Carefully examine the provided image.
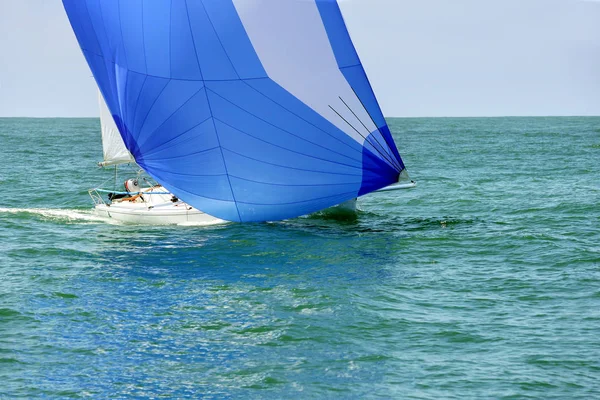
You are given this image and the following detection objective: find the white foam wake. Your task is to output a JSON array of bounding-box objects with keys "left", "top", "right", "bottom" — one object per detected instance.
[
  {"left": 176, "top": 219, "right": 228, "bottom": 227},
  {"left": 0, "top": 207, "right": 111, "bottom": 224}
]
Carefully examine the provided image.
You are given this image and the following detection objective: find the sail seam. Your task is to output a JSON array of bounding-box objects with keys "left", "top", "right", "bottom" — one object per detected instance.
[
  {"left": 221, "top": 148, "right": 364, "bottom": 177},
  {"left": 142, "top": 115, "right": 213, "bottom": 157},
  {"left": 197, "top": 2, "right": 241, "bottom": 80},
  {"left": 188, "top": 0, "right": 241, "bottom": 222},
  {"left": 207, "top": 87, "right": 362, "bottom": 164},
  {"left": 135, "top": 79, "right": 171, "bottom": 143},
  {"left": 183, "top": 0, "right": 204, "bottom": 80},
  {"left": 141, "top": 0, "right": 148, "bottom": 74},
  {"left": 227, "top": 175, "right": 361, "bottom": 188},
  {"left": 144, "top": 145, "right": 220, "bottom": 162},
  {"left": 212, "top": 114, "right": 364, "bottom": 171},
  {"left": 130, "top": 75, "right": 149, "bottom": 148},
  {"left": 240, "top": 79, "right": 366, "bottom": 159},
  {"left": 116, "top": 0, "right": 129, "bottom": 69},
  {"left": 135, "top": 84, "right": 206, "bottom": 151},
  {"left": 169, "top": 0, "right": 173, "bottom": 79},
  {"left": 232, "top": 191, "right": 359, "bottom": 207},
  {"left": 67, "top": 50, "right": 274, "bottom": 82},
  {"left": 139, "top": 166, "right": 226, "bottom": 177},
  {"left": 218, "top": 130, "right": 394, "bottom": 177}
]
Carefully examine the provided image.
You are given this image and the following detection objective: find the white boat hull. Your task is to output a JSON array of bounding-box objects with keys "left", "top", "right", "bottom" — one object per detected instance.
[
  {"left": 90, "top": 184, "right": 225, "bottom": 225},
  {"left": 96, "top": 200, "right": 358, "bottom": 225},
  {"left": 94, "top": 203, "right": 225, "bottom": 225}
]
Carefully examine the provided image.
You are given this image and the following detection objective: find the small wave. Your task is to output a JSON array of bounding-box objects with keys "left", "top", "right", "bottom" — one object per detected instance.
[
  {"left": 176, "top": 219, "right": 228, "bottom": 227},
  {"left": 0, "top": 207, "right": 111, "bottom": 224}
]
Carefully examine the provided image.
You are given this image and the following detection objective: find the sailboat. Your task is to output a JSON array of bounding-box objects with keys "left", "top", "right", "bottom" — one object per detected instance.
[
  {"left": 65, "top": 0, "right": 415, "bottom": 224},
  {"left": 89, "top": 92, "right": 225, "bottom": 225}
]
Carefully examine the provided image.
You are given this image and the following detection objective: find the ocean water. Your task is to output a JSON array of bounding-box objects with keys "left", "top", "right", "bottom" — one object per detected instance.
[{"left": 0, "top": 116, "right": 599, "bottom": 399}]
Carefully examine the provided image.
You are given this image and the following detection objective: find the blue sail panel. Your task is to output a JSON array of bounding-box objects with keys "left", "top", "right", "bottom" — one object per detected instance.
[
  {"left": 118, "top": 0, "right": 146, "bottom": 74},
  {"left": 235, "top": 191, "right": 358, "bottom": 223},
  {"left": 63, "top": 0, "right": 407, "bottom": 222},
  {"left": 170, "top": 2, "right": 204, "bottom": 81}
]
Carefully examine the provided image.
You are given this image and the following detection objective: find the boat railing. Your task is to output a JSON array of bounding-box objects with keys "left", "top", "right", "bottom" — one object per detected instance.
[
  {"left": 88, "top": 188, "right": 107, "bottom": 206},
  {"left": 88, "top": 188, "right": 173, "bottom": 206}
]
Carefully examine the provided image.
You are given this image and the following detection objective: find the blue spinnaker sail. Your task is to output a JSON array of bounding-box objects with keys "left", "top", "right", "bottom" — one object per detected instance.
[{"left": 63, "top": 0, "right": 406, "bottom": 222}]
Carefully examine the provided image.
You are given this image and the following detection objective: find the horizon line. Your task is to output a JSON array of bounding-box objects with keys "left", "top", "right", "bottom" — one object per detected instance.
[{"left": 2, "top": 114, "right": 600, "bottom": 119}]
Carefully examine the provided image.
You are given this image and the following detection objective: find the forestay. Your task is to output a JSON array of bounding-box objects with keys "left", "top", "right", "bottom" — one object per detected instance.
[
  {"left": 98, "top": 91, "right": 134, "bottom": 167},
  {"left": 63, "top": 0, "right": 407, "bottom": 222}
]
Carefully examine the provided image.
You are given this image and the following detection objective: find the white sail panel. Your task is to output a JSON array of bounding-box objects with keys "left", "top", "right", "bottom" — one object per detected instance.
[
  {"left": 232, "top": 0, "right": 376, "bottom": 145},
  {"left": 98, "top": 91, "right": 133, "bottom": 167}
]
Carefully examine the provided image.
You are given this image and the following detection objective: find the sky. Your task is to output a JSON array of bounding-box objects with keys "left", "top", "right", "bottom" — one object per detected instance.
[{"left": 0, "top": 0, "right": 599, "bottom": 118}]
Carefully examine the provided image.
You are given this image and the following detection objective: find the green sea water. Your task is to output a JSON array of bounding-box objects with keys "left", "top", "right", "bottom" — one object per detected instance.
[{"left": 0, "top": 116, "right": 599, "bottom": 399}]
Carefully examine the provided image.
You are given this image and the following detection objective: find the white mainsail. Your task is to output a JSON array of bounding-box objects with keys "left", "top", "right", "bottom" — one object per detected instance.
[{"left": 98, "top": 91, "right": 133, "bottom": 167}]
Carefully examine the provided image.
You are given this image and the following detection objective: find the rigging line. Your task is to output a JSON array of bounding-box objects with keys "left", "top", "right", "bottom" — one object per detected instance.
[
  {"left": 150, "top": 181, "right": 235, "bottom": 203},
  {"left": 89, "top": 168, "right": 117, "bottom": 192},
  {"left": 348, "top": 85, "right": 405, "bottom": 169},
  {"left": 328, "top": 105, "right": 400, "bottom": 170},
  {"left": 338, "top": 96, "right": 403, "bottom": 171}
]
